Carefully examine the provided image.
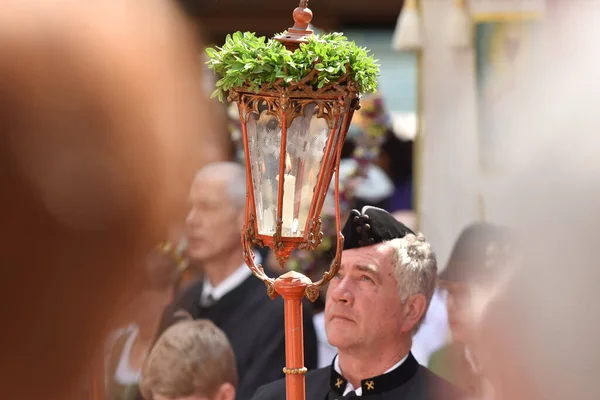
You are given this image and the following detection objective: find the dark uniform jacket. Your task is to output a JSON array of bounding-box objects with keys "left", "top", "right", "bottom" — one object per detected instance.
[{"left": 252, "top": 352, "right": 465, "bottom": 400}]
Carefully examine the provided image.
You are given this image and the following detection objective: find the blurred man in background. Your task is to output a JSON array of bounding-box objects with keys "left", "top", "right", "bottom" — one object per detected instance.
[
  {"left": 429, "top": 223, "right": 513, "bottom": 398},
  {"left": 0, "top": 0, "right": 214, "bottom": 398},
  {"left": 155, "top": 162, "right": 318, "bottom": 400}
]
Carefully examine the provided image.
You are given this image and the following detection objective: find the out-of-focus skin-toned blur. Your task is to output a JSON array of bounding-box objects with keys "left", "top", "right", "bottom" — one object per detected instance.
[
  {"left": 469, "top": 2, "right": 600, "bottom": 399},
  {"left": 0, "top": 1, "right": 216, "bottom": 398}
]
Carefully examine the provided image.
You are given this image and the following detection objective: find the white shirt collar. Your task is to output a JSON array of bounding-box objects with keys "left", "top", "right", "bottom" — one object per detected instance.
[
  {"left": 200, "top": 253, "right": 260, "bottom": 304},
  {"left": 334, "top": 352, "right": 410, "bottom": 396}
]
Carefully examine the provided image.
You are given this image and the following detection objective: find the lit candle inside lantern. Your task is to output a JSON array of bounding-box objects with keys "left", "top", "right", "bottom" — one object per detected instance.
[{"left": 276, "top": 153, "right": 297, "bottom": 235}]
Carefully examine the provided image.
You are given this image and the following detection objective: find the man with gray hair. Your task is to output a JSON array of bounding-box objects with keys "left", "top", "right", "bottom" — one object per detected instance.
[
  {"left": 152, "top": 162, "right": 318, "bottom": 400},
  {"left": 253, "top": 206, "right": 463, "bottom": 399}
]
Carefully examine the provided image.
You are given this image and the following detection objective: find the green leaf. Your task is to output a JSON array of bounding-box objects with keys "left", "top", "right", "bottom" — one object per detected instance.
[{"left": 205, "top": 47, "right": 217, "bottom": 59}]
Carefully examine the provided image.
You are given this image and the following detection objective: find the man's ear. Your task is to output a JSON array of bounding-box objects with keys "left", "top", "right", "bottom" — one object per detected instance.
[
  {"left": 401, "top": 293, "right": 428, "bottom": 333},
  {"left": 214, "top": 382, "right": 236, "bottom": 400}
]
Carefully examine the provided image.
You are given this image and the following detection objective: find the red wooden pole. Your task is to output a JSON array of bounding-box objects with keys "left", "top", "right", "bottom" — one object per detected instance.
[{"left": 274, "top": 271, "right": 311, "bottom": 400}]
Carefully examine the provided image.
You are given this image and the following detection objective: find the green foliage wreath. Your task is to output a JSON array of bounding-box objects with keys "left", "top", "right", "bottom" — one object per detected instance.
[{"left": 206, "top": 31, "right": 380, "bottom": 102}]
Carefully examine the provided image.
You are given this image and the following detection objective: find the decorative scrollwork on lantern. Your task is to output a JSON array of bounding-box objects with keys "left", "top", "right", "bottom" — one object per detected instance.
[
  {"left": 297, "top": 217, "right": 323, "bottom": 251},
  {"left": 229, "top": 68, "right": 360, "bottom": 123},
  {"left": 305, "top": 233, "right": 344, "bottom": 301},
  {"left": 241, "top": 213, "right": 277, "bottom": 299}
]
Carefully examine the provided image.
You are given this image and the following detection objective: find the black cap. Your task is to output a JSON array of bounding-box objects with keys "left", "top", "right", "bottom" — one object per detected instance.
[
  {"left": 439, "top": 222, "right": 513, "bottom": 283},
  {"left": 342, "top": 206, "right": 415, "bottom": 250}
]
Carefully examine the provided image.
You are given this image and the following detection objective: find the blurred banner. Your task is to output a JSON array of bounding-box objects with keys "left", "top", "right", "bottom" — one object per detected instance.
[{"left": 473, "top": 2, "right": 600, "bottom": 398}]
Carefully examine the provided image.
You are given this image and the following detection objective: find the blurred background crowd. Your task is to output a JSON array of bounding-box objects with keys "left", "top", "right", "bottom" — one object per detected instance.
[{"left": 1, "top": 0, "right": 599, "bottom": 399}]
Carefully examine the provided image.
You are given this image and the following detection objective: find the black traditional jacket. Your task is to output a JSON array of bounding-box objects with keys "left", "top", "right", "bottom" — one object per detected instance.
[{"left": 252, "top": 353, "right": 465, "bottom": 400}]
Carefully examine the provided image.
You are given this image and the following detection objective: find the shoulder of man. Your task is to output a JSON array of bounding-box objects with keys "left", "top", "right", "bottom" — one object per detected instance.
[{"left": 250, "top": 367, "right": 329, "bottom": 400}]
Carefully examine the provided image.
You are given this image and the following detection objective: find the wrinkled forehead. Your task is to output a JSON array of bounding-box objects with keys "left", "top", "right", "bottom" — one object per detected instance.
[
  {"left": 339, "top": 243, "right": 391, "bottom": 270},
  {"left": 189, "top": 175, "right": 227, "bottom": 201}
]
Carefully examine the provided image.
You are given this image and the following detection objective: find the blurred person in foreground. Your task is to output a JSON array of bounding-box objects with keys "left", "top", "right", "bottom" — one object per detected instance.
[
  {"left": 154, "top": 161, "right": 318, "bottom": 400},
  {"left": 429, "top": 223, "right": 513, "bottom": 398},
  {"left": 140, "top": 318, "right": 237, "bottom": 400},
  {"left": 454, "top": 2, "right": 600, "bottom": 399},
  {"left": 0, "top": 0, "right": 215, "bottom": 398},
  {"left": 253, "top": 206, "right": 463, "bottom": 399}
]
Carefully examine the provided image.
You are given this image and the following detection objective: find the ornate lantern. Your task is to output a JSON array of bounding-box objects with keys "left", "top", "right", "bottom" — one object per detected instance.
[{"left": 206, "top": 1, "right": 378, "bottom": 398}]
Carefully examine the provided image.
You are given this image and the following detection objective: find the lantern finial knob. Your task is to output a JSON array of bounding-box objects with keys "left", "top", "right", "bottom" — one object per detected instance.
[
  {"left": 275, "top": 0, "right": 314, "bottom": 51},
  {"left": 293, "top": 1, "right": 312, "bottom": 27}
]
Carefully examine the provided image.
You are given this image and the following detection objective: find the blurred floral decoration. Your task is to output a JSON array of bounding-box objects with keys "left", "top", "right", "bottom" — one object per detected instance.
[{"left": 156, "top": 239, "right": 188, "bottom": 273}]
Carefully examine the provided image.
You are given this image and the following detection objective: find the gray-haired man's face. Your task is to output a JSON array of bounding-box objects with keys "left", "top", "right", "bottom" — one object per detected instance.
[
  {"left": 325, "top": 245, "right": 413, "bottom": 352},
  {"left": 185, "top": 175, "right": 241, "bottom": 262}
]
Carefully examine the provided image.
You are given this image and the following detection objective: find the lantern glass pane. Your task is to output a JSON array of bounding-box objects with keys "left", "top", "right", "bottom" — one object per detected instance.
[
  {"left": 247, "top": 101, "right": 280, "bottom": 236},
  {"left": 282, "top": 102, "right": 330, "bottom": 237},
  {"left": 313, "top": 113, "right": 345, "bottom": 214},
  {"left": 246, "top": 100, "right": 331, "bottom": 237}
]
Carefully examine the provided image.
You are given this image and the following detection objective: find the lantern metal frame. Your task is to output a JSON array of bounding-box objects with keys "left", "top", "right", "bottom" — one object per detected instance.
[
  {"left": 230, "top": 69, "right": 359, "bottom": 302},
  {"left": 226, "top": 1, "right": 362, "bottom": 399}
]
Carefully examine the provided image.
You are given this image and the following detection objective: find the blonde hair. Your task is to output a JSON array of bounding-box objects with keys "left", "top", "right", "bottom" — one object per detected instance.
[{"left": 140, "top": 319, "right": 238, "bottom": 399}]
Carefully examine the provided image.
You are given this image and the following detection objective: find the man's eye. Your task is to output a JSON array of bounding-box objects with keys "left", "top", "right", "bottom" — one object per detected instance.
[{"left": 361, "top": 275, "right": 374, "bottom": 283}]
